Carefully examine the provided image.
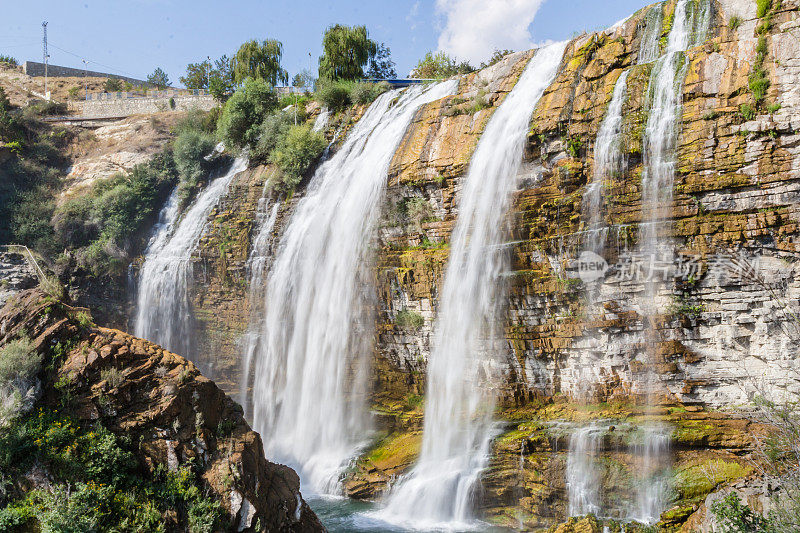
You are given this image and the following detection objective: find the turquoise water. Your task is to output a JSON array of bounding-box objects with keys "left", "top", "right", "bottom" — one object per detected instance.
[{"left": 307, "top": 497, "right": 513, "bottom": 533}]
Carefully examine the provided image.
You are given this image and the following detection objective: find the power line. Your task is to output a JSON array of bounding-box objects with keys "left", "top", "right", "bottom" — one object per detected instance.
[{"left": 46, "top": 41, "right": 144, "bottom": 79}]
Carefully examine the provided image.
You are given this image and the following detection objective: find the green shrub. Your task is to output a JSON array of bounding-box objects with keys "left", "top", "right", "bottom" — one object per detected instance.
[
  {"left": 217, "top": 77, "right": 278, "bottom": 149},
  {"left": 0, "top": 55, "right": 18, "bottom": 67},
  {"left": 350, "top": 81, "right": 390, "bottom": 105},
  {"left": 711, "top": 492, "right": 775, "bottom": 532},
  {"left": 405, "top": 198, "right": 435, "bottom": 232},
  {"left": 104, "top": 78, "right": 124, "bottom": 93},
  {"left": 0, "top": 337, "right": 41, "bottom": 426},
  {"left": 100, "top": 367, "right": 124, "bottom": 389},
  {"left": 749, "top": 66, "right": 770, "bottom": 105},
  {"left": 251, "top": 111, "right": 293, "bottom": 163},
  {"left": 173, "top": 129, "right": 216, "bottom": 208},
  {"left": 315, "top": 79, "right": 355, "bottom": 110},
  {"left": 728, "top": 16, "right": 742, "bottom": 30},
  {"left": 757, "top": 0, "right": 772, "bottom": 18},
  {"left": 739, "top": 103, "right": 756, "bottom": 121},
  {"left": 395, "top": 309, "right": 424, "bottom": 331},
  {"left": 268, "top": 124, "right": 326, "bottom": 190}
]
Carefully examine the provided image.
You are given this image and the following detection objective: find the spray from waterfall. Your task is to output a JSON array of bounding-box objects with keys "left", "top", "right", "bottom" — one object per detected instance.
[
  {"left": 247, "top": 81, "right": 457, "bottom": 494},
  {"left": 134, "top": 157, "right": 248, "bottom": 376},
  {"left": 566, "top": 423, "right": 604, "bottom": 517},
  {"left": 379, "top": 42, "right": 568, "bottom": 529},
  {"left": 632, "top": 0, "right": 710, "bottom": 523}
]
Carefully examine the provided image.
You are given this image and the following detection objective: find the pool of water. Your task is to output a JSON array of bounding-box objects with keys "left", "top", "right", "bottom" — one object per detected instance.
[{"left": 307, "top": 496, "right": 514, "bottom": 533}]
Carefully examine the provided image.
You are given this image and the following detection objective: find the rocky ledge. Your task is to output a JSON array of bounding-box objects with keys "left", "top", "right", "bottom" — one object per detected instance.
[{"left": 0, "top": 289, "right": 324, "bottom": 532}]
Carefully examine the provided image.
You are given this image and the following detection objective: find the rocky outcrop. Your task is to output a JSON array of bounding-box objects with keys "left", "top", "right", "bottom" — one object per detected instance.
[{"left": 0, "top": 289, "right": 324, "bottom": 532}]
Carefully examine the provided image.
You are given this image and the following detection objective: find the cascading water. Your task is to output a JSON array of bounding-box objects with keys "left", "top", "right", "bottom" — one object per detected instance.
[
  {"left": 379, "top": 41, "right": 568, "bottom": 529},
  {"left": 637, "top": 5, "right": 664, "bottom": 65},
  {"left": 566, "top": 424, "right": 604, "bottom": 517},
  {"left": 134, "top": 157, "right": 248, "bottom": 376},
  {"left": 632, "top": 424, "right": 673, "bottom": 524},
  {"left": 632, "top": 0, "right": 710, "bottom": 523},
  {"left": 584, "top": 69, "right": 630, "bottom": 256},
  {"left": 248, "top": 81, "right": 457, "bottom": 494},
  {"left": 239, "top": 198, "right": 280, "bottom": 413}
]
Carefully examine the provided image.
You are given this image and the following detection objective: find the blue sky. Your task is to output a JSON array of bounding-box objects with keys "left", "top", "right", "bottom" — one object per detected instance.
[{"left": 2, "top": 0, "right": 650, "bottom": 86}]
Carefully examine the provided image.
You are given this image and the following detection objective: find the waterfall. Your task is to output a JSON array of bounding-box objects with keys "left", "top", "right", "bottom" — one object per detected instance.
[
  {"left": 633, "top": 425, "right": 672, "bottom": 523},
  {"left": 584, "top": 69, "right": 629, "bottom": 255},
  {"left": 379, "top": 41, "right": 568, "bottom": 529},
  {"left": 566, "top": 424, "right": 604, "bottom": 517},
  {"left": 134, "top": 157, "right": 248, "bottom": 375},
  {"left": 248, "top": 81, "right": 457, "bottom": 494},
  {"left": 240, "top": 199, "right": 280, "bottom": 413},
  {"left": 637, "top": 4, "right": 664, "bottom": 65},
  {"left": 632, "top": 0, "right": 710, "bottom": 523}
]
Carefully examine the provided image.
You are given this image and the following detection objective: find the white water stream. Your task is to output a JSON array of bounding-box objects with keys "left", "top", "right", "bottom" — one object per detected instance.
[
  {"left": 247, "top": 81, "right": 457, "bottom": 494},
  {"left": 133, "top": 157, "right": 248, "bottom": 375},
  {"left": 379, "top": 42, "right": 568, "bottom": 529}
]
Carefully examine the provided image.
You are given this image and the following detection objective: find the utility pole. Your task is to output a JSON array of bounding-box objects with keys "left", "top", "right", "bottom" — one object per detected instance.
[
  {"left": 206, "top": 55, "right": 211, "bottom": 92},
  {"left": 42, "top": 21, "right": 49, "bottom": 100}
]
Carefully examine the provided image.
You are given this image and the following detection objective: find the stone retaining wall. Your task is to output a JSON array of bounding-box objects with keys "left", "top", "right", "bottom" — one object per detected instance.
[{"left": 72, "top": 94, "right": 216, "bottom": 118}]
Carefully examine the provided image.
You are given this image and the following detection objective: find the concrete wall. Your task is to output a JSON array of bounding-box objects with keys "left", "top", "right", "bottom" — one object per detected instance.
[
  {"left": 23, "top": 61, "right": 147, "bottom": 86},
  {"left": 72, "top": 94, "right": 217, "bottom": 118}
]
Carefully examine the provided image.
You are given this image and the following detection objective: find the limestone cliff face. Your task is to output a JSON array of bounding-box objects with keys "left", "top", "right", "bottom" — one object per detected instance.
[
  {"left": 164, "top": 0, "right": 800, "bottom": 528},
  {"left": 0, "top": 289, "right": 324, "bottom": 532}
]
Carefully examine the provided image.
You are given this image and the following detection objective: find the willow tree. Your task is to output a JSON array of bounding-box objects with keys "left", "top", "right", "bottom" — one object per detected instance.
[
  {"left": 318, "top": 25, "right": 377, "bottom": 81},
  {"left": 231, "top": 39, "right": 288, "bottom": 86}
]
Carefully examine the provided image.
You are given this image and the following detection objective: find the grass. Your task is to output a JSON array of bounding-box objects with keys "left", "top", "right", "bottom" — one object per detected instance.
[
  {"left": 395, "top": 309, "right": 425, "bottom": 331},
  {"left": 728, "top": 15, "right": 742, "bottom": 31}
]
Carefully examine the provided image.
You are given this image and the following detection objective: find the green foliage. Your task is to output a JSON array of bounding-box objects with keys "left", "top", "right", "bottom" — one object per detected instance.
[
  {"left": 674, "top": 459, "right": 751, "bottom": 500},
  {"left": 315, "top": 79, "right": 356, "bottom": 110},
  {"left": 0, "top": 55, "right": 18, "bottom": 67},
  {"left": 395, "top": 309, "right": 424, "bottom": 331},
  {"left": 208, "top": 55, "right": 235, "bottom": 101},
  {"left": 757, "top": 0, "right": 773, "bottom": 18},
  {"left": 251, "top": 111, "right": 293, "bottom": 163},
  {"left": 180, "top": 60, "right": 212, "bottom": 90},
  {"left": 411, "top": 51, "right": 475, "bottom": 78},
  {"left": 350, "top": 81, "right": 390, "bottom": 105},
  {"left": 0, "top": 337, "right": 41, "bottom": 425},
  {"left": 318, "top": 24, "right": 377, "bottom": 81},
  {"left": 480, "top": 49, "right": 514, "bottom": 69},
  {"left": 147, "top": 67, "right": 171, "bottom": 89},
  {"left": 365, "top": 42, "right": 397, "bottom": 79},
  {"left": 739, "top": 103, "right": 756, "bottom": 121},
  {"left": 268, "top": 124, "right": 326, "bottom": 190},
  {"left": 711, "top": 492, "right": 775, "bottom": 532},
  {"left": 51, "top": 150, "right": 177, "bottom": 276},
  {"left": 749, "top": 66, "right": 770, "bottom": 106},
  {"left": 767, "top": 102, "right": 782, "bottom": 113},
  {"left": 232, "top": 39, "right": 288, "bottom": 87},
  {"left": 100, "top": 367, "right": 124, "bottom": 389},
  {"left": 728, "top": 15, "right": 742, "bottom": 30},
  {"left": 217, "top": 77, "right": 278, "bottom": 149},
  {"left": 173, "top": 129, "right": 217, "bottom": 208},
  {"left": 104, "top": 77, "right": 123, "bottom": 92},
  {"left": 566, "top": 135, "right": 583, "bottom": 158},
  {"left": 0, "top": 409, "right": 224, "bottom": 532}
]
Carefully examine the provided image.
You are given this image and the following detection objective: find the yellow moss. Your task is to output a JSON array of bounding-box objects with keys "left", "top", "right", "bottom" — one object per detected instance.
[
  {"left": 367, "top": 432, "right": 422, "bottom": 471},
  {"left": 674, "top": 459, "right": 752, "bottom": 500}
]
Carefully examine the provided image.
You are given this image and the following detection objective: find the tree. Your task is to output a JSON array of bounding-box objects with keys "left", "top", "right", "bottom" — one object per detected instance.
[
  {"left": 217, "top": 78, "right": 279, "bottom": 149},
  {"left": 180, "top": 60, "right": 212, "bottom": 89},
  {"left": 104, "top": 77, "right": 123, "bottom": 92},
  {"left": 365, "top": 42, "right": 397, "bottom": 79},
  {"left": 147, "top": 68, "right": 171, "bottom": 89},
  {"left": 480, "top": 49, "right": 514, "bottom": 69},
  {"left": 318, "top": 25, "right": 377, "bottom": 81},
  {"left": 410, "top": 51, "right": 474, "bottom": 79},
  {"left": 209, "top": 55, "right": 235, "bottom": 100},
  {"left": 231, "top": 40, "right": 288, "bottom": 87}
]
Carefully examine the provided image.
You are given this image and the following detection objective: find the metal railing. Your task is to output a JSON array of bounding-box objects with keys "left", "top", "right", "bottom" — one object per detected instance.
[{"left": 1, "top": 244, "right": 47, "bottom": 283}]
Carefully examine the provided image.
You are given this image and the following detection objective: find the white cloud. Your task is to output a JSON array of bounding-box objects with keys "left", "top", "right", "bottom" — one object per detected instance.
[{"left": 435, "top": 0, "right": 545, "bottom": 64}]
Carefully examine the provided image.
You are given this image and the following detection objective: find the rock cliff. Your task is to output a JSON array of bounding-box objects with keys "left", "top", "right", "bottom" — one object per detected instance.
[
  {"left": 0, "top": 288, "right": 324, "bottom": 532},
  {"left": 118, "top": 0, "right": 800, "bottom": 529}
]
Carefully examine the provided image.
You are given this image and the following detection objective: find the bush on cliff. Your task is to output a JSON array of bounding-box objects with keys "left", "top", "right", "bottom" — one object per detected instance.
[
  {"left": 173, "top": 129, "right": 217, "bottom": 209},
  {"left": 315, "top": 79, "right": 389, "bottom": 111},
  {"left": 217, "top": 77, "right": 278, "bottom": 149},
  {"left": 52, "top": 150, "right": 177, "bottom": 276},
  {"left": 269, "top": 124, "right": 326, "bottom": 190},
  {"left": 251, "top": 110, "right": 293, "bottom": 163}
]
